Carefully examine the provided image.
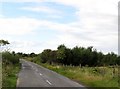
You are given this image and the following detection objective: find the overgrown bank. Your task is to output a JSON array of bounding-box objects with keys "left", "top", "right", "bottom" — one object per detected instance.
[{"left": 2, "top": 52, "right": 20, "bottom": 88}]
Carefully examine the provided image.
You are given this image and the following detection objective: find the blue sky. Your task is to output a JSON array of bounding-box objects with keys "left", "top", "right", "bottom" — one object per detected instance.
[
  {"left": 0, "top": 0, "right": 118, "bottom": 54},
  {"left": 2, "top": 2, "right": 77, "bottom": 23}
]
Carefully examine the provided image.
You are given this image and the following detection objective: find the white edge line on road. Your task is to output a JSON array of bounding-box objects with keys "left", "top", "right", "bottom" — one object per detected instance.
[
  {"left": 16, "top": 78, "right": 19, "bottom": 87},
  {"left": 46, "top": 80, "right": 52, "bottom": 85}
]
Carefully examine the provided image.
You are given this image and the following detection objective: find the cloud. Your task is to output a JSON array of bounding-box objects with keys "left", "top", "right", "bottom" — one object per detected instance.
[
  {"left": 21, "top": 6, "right": 61, "bottom": 14},
  {"left": 1, "top": 0, "right": 118, "bottom": 54},
  {"left": 0, "top": 17, "right": 41, "bottom": 35},
  {"left": 49, "top": 0, "right": 118, "bottom": 53},
  {"left": 0, "top": 17, "right": 79, "bottom": 35},
  {"left": 10, "top": 40, "right": 59, "bottom": 53},
  {"left": 0, "top": 15, "right": 118, "bottom": 53},
  {"left": 0, "top": 0, "right": 47, "bottom": 3}
]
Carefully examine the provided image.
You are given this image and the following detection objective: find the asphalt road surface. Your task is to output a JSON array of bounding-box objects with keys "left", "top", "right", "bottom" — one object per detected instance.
[{"left": 17, "top": 59, "right": 86, "bottom": 88}]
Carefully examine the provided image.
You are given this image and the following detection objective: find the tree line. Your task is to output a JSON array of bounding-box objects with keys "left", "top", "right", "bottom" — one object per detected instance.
[
  {"left": 38, "top": 44, "right": 120, "bottom": 67},
  {"left": 1, "top": 39, "right": 119, "bottom": 67}
]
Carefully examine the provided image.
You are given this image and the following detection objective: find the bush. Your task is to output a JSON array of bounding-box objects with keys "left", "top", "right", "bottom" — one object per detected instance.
[{"left": 2, "top": 52, "right": 19, "bottom": 65}]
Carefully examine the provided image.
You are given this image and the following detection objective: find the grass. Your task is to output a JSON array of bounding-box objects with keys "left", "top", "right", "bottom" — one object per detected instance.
[
  {"left": 2, "top": 52, "right": 20, "bottom": 88},
  {"left": 2, "top": 64, "right": 20, "bottom": 88},
  {"left": 31, "top": 60, "right": 119, "bottom": 88}
]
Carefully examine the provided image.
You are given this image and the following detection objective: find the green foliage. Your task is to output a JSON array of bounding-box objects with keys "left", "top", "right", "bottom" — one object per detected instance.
[
  {"left": 2, "top": 52, "right": 19, "bottom": 65},
  {"left": 40, "top": 49, "right": 57, "bottom": 64},
  {"left": 2, "top": 51, "right": 20, "bottom": 87},
  {"left": 0, "top": 40, "right": 9, "bottom": 46},
  {"left": 38, "top": 44, "right": 120, "bottom": 67},
  {"left": 57, "top": 44, "right": 67, "bottom": 62},
  {"left": 2, "top": 64, "right": 20, "bottom": 88},
  {"left": 40, "top": 49, "right": 52, "bottom": 63}
]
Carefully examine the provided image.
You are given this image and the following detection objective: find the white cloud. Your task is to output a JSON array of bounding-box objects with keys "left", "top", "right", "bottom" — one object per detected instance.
[
  {"left": 0, "top": 15, "right": 118, "bottom": 53},
  {"left": 9, "top": 40, "right": 59, "bottom": 53},
  {"left": 49, "top": 0, "right": 118, "bottom": 54},
  {"left": 0, "top": 17, "right": 83, "bottom": 35},
  {"left": 21, "top": 6, "right": 61, "bottom": 14},
  {"left": 0, "top": 17, "right": 41, "bottom": 35},
  {"left": 0, "top": 0, "right": 47, "bottom": 3},
  {"left": 1, "top": 0, "right": 118, "bottom": 54},
  {"left": 10, "top": 41, "right": 41, "bottom": 53}
]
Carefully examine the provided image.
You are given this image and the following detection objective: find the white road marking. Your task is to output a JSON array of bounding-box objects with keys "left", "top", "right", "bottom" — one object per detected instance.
[
  {"left": 39, "top": 73, "right": 42, "bottom": 76},
  {"left": 16, "top": 78, "right": 19, "bottom": 87},
  {"left": 46, "top": 80, "right": 52, "bottom": 85}
]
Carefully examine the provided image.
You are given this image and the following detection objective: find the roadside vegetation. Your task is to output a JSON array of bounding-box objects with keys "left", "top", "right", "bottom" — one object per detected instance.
[
  {"left": 0, "top": 40, "right": 20, "bottom": 88},
  {"left": 2, "top": 52, "right": 20, "bottom": 88},
  {"left": 25, "top": 44, "right": 120, "bottom": 88}
]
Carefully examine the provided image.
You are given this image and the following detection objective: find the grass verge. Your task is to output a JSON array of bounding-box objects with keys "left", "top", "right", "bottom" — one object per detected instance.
[
  {"left": 32, "top": 60, "right": 119, "bottom": 88},
  {"left": 2, "top": 64, "right": 20, "bottom": 88}
]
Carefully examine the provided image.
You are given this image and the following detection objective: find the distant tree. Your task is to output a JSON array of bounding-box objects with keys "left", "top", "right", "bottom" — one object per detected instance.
[
  {"left": 49, "top": 50, "right": 57, "bottom": 64},
  {"left": 29, "top": 52, "right": 36, "bottom": 57},
  {"left": 57, "top": 44, "right": 67, "bottom": 63},
  {"left": 97, "top": 52, "right": 104, "bottom": 66},
  {"left": 12, "top": 51, "right": 15, "bottom": 56},
  {"left": 65, "top": 48, "right": 73, "bottom": 65},
  {"left": 87, "top": 46, "right": 93, "bottom": 52},
  {"left": 40, "top": 49, "right": 52, "bottom": 63},
  {"left": 17, "top": 52, "right": 23, "bottom": 57}
]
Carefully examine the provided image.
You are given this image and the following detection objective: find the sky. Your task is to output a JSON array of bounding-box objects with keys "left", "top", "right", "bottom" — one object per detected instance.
[{"left": 0, "top": 0, "right": 119, "bottom": 54}]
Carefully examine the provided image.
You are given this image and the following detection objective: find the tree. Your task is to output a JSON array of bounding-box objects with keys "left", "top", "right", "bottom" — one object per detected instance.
[
  {"left": 0, "top": 40, "right": 10, "bottom": 51},
  {"left": 97, "top": 52, "right": 104, "bottom": 66},
  {"left": 40, "top": 49, "right": 52, "bottom": 63},
  {"left": 29, "top": 52, "right": 36, "bottom": 57},
  {"left": 49, "top": 50, "right": 57, "bottom": 64},
  {"left": 0, "top": 40, "right": 9, "bottom": 46},
  {"left": 72, "top": 46, "right": 82, "bottom": 66},
  {"left": 57, "top": 44, "right": 67, "bottom": 64}
]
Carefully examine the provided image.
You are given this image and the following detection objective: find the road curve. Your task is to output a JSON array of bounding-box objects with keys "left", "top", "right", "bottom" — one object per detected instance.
[{"left": 17, "top": 59, "right": 86, "bottom": 88}]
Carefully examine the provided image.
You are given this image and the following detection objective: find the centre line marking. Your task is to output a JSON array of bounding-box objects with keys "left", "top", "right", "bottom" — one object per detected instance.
[
  {"left": 39, "top": 73, "right": 42, "bottom": 76},
  {"left": 46, "top": 80, "right": 52, "bottom": 85}
]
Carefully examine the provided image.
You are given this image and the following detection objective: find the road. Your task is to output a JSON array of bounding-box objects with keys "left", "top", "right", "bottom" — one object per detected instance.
[{"left": 17, "top": 59, "right": 86, "bottom": 88}]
